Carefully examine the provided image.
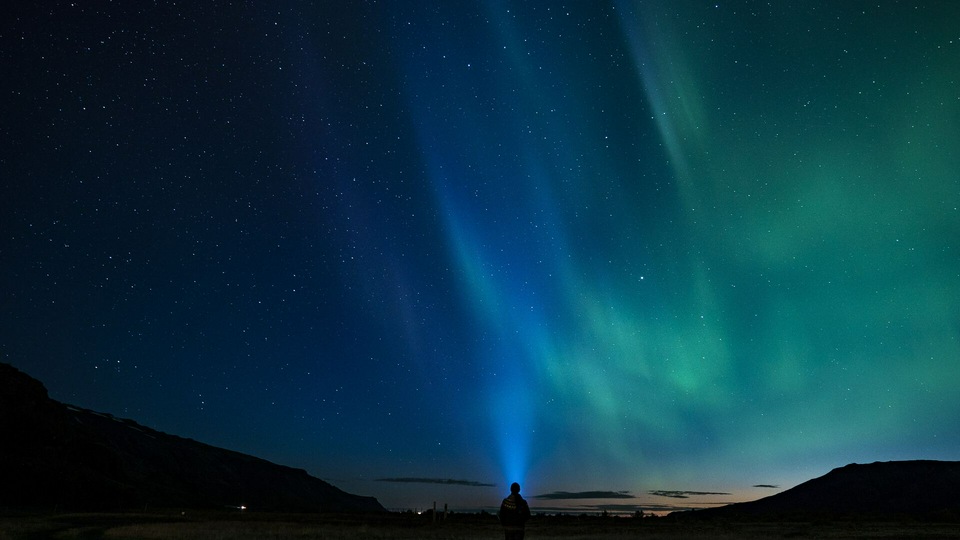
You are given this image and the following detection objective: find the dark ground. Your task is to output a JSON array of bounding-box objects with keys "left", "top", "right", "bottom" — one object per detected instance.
[{"left": 2, "top": 511, "right": 959, "bottom": 539}]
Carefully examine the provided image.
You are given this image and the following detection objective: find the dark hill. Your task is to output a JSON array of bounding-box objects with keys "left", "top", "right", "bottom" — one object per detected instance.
[
  {"left": 684, "top": 460, "right": 960, "bottom": 520},
  {"left": 0, "top": 362, "right": 385, "bottom": 512}
]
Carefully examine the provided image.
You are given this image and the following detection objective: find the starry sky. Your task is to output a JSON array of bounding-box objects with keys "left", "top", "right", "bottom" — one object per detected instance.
[{"left": 2, "top": 0, "right": 959, "bottom": 514}]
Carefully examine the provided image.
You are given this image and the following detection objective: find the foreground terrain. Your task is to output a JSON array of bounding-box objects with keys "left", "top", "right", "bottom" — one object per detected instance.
[{"left": 2, "top": 511, "right": 959, "bottom": 540}]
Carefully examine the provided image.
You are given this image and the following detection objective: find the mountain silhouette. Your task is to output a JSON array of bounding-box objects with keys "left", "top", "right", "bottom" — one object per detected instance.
[
  {"left": 0, "top": 362, "right": 384, "bottom": 512},
  {"left": 685, "top": 460, "right": 960, "bottom": 520}
]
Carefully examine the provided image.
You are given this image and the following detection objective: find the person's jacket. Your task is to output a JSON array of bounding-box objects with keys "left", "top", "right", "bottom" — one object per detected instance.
[{"left": 498, "top": 493, "right": 531, "bottom": 530}]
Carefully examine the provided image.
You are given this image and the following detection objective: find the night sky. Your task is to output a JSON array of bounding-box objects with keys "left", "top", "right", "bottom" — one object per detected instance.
[{"left": 3, "top": 1, "right": 959, "bottom": 514}]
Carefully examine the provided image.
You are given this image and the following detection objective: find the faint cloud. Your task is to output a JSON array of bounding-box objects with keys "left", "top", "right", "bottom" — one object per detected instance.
[
  {"left": 534, "top": 490, "right": 634, "bottom": 500},
  {"left": 753, "top": 484, "right": 779, "bottom": 488},
  {"left": 375, "top": 477, "right": 495, "bottom": 487},
  {"left": 648, "top": 490, "right": 730, "bottom": 499}
]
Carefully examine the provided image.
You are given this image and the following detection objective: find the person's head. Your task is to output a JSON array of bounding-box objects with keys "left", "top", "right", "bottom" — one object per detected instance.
[{"left": 510, "top": 482, "right": 521, "bottom": 494}]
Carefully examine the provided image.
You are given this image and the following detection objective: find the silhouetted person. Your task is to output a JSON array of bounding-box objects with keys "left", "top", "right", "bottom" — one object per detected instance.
[{"left": 498, "top": 482, "right": 531, "bottom": 540}]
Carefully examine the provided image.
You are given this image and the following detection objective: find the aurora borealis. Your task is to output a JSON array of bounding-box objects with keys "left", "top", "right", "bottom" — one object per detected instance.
[{"left": 3, "top": 1, "right": 959, "bottom": 513}]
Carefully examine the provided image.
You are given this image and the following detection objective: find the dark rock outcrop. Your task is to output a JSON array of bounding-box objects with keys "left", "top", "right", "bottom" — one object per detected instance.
[
  {"left": 0, "top": 362, "right": 385, "bottom": 512},
  {"left": 684, "top": 460, "right": 960, "bottom": 520}
]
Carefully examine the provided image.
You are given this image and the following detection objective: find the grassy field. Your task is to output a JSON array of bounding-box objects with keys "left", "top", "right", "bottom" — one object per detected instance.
[{"left": 1, "top": 511, "right": 958, "bottom": 539}]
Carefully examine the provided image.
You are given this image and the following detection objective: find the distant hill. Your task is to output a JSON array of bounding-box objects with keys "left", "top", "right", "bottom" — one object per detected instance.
[
  {"left": 0, "top": 362, "right": 385, "bottom": 512},
  {"left": 683, "top": 460, "right": 960, "bottom": 520}
]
